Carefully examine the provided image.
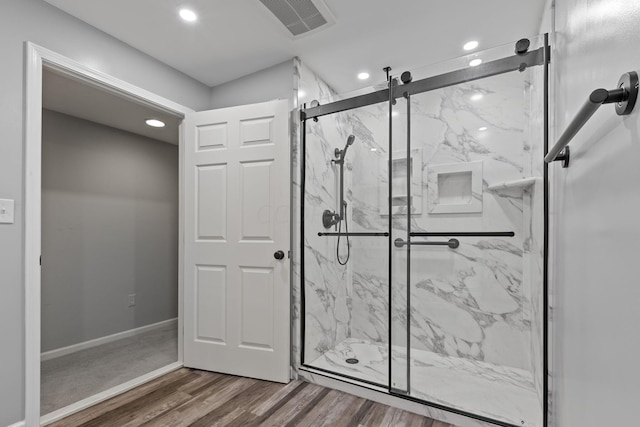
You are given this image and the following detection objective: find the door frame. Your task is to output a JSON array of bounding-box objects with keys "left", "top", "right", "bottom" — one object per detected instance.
[{"left": 24, "top": 42, "right": 192, "bottom": 426}]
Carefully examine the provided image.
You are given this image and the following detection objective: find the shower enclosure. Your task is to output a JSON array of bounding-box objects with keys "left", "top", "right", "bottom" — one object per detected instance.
[{"left": 299, "top": 36, "right": 548, "bottom": 427}]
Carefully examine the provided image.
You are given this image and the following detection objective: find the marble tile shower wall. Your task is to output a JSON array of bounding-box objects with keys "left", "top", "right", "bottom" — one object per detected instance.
[
  {"left": 347, "top": 72, "right": 543, "bottom": 373},
  {"left": 291, "top": 57, "right": 302, "bottom": 372},
  {"left": 294, "top": 59, "right": 355, "bottom": 364},
  {"left": 524, "top": 66, "right": 546, "bottom": 405}
]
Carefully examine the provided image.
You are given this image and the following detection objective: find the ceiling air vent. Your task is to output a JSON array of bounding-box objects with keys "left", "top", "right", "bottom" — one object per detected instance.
[{"left": 259, "top": 0, "right": 335, "bottom": 37}]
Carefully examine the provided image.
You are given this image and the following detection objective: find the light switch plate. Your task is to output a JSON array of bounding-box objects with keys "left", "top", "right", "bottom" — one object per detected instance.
[{"left": 0, "top": 199, "right": 15, "bottom": 224}]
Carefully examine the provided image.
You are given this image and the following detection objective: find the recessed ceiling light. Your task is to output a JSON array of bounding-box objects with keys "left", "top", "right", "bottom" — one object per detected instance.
[
  {"left": 463, "top": 41, "right": 479, "bottom": 51},
  {"left": 179, "top": 8, "right": 197, "bottom": 22},
  {"left": 358, "top": 72, "right": 370, "bottom": 80},
  {"left": 370, "top": 148, "right": 377, "bottom": 152},
  {"left": 146, "top": 119, "right": 166, "bottom": 128},
  {"left": 479, "top": 126, "right": 488, "bottom": 131},
  {"left": 469, "top": 58, "right": 482, "bottom": 67},
  {"left": 470, "top": 93, "right": 483, "bottom": 101}
]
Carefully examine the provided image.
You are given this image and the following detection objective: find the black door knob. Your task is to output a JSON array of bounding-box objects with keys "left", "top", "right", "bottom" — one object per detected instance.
[{"left": 274, "top": 250, "right": 285, "bottom": 260}]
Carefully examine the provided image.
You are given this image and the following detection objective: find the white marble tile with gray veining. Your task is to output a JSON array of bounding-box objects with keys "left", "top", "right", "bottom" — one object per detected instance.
[{"left": 309, "top": 338, "right": 541, "bottom": 427}]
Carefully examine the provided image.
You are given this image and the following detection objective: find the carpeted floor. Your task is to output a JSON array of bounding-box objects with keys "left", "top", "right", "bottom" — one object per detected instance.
[{"left": 41, "top": 321, "right": 178, "bottom": 415}]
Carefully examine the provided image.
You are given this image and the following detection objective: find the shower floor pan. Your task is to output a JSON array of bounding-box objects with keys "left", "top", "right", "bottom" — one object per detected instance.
[{"left": 309, "top": 338, "right": 542, "bottom": 427}]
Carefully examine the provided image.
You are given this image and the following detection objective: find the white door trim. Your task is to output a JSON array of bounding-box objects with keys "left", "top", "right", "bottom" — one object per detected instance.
[{"left": 24, "top": 42, "right": 193, "bottom": 426}]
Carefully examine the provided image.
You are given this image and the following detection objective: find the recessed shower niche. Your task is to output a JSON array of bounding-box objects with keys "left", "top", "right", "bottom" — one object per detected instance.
[
  {"left": 379, "top": 148, "right": 422, "bottom": 214},
  {"left": 427, "top": 160, "right": 483, "bottom": 214}
]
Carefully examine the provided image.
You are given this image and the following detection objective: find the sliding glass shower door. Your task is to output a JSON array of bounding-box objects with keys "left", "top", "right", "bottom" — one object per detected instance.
[
  {"left": 390, "top": 39, "right": 546, "bottom": 427},
  {"left": 300, "top": 35, "right": 548, "bottom": 427}
]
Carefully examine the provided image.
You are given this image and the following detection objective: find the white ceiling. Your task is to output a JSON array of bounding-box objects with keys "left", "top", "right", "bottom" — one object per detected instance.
[
  {"left": 43, "top": 68, "right": 180, "bottom": 144},
  {"left": 43, "top": 0, "right": 546, "bottom": 94}
]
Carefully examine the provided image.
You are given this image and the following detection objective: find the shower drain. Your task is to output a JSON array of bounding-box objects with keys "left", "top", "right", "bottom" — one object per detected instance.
[{"left": 345, "top": 358, "right": 359, "bottom": 364}]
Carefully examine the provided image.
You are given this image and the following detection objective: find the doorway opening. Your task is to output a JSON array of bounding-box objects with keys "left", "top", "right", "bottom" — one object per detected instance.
[
  {"left": 24, "top": 42, "right": 192, "bottom": 426},
  {"left": 40, "top": 67, "right": 180, "bottom": 417}
]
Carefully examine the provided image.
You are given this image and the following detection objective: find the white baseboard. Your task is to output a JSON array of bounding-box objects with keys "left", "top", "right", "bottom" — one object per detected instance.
[
  {"left": 40, "top": 361, "right": 182, "bottom": 426},
  {"left": 5, "top": 421, "right": 25, "bottom": 427},
  {"left": 41, "top": 318, "right": 178, "bottom": 362}
]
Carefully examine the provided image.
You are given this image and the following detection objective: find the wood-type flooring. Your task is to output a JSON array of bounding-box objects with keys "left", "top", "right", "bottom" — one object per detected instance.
[{"left": 49, "top": 368, "right": 457, "bottom": 427}]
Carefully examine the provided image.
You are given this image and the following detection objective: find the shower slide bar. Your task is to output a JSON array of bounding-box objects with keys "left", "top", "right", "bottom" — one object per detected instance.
[
  {"left": 545, "top": 71, "right": 639, "bottom": 168},
  {"left": 394, "top": 238, "right": 459, "bottom": 249},
  {"left": 317, "top": 232, "right": 390, "bottom": 237}
]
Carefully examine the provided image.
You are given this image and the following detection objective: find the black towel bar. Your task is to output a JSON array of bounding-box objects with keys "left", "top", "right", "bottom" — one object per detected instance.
[
  {"left": 545, "top": 71, "right": 638, "bottom": 168},
  {"left": 409, "top": 231, "right": 514, "bottom": 237},
  {"left": 317, "top": 232, "right": 389, "bottom": 237}
]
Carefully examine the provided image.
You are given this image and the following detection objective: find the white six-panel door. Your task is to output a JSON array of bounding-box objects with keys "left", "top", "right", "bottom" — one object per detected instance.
[{"left": 184, "top": 100, "right": 290, "bottom": 383}]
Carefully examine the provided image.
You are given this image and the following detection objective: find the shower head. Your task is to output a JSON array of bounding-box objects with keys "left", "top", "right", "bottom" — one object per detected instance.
[
  {"left": 341, "top": 135, "right": 356, "bottom": 158},
  {"left": 346, "top": 135, "right": 355, "bottom": 147},
  {"left": 334, "top": 135, "right": 356, "bottom": 161}
]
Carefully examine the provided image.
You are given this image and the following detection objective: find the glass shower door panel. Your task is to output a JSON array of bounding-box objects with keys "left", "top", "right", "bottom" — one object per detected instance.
[
  {"left": 406, "top": 65, "right": 544, "bottom": 427},
  {"left": 389, "top": 91, "right": 410, "bottom": 393},
  {"left": 302, "top": 100, "right": 390, "bottom": 388}
]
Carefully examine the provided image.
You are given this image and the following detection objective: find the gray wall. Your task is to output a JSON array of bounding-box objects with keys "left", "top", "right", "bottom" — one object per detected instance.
[
  {"left": 209, "top": 60, "right": 294, "bottom": 109},
  {"left": 550, "top": 0, "right": 640, "bottom": 425},
  {"left": 0, "top": 1, "right": 209, "bottom": 424},
  {"left": 41, "top": 110, "right": 178, "bottom": 353}
]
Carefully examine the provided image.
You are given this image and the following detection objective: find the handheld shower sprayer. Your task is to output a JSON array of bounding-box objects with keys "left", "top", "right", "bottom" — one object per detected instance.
[
  {"left": 344, "top": 134, "right": 355, "bottom": 153},
  {"left": 334, "top": 134, "right": 356, "bottom": 163}
]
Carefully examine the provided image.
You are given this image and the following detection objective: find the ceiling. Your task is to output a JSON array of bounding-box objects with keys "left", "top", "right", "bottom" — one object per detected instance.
[
  {"left": 43, "top": 0, "right": 546, "bottom": 94},
  {"left": 43, "top": 68, "right": 180, "bottom": 144}
]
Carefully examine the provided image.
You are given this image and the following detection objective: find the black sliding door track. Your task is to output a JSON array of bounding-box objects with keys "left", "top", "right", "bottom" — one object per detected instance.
[{"left": 300, "top": 46, "right": 545, "bottom": 121}]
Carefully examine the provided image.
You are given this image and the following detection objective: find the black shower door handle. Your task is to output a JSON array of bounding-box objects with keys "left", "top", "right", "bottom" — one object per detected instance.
[{"left": 394, "top": 238, "right": 459, "bottom": 249}]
